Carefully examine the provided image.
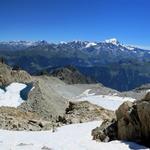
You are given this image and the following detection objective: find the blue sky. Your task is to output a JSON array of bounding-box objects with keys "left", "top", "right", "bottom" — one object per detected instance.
[{"left": 0, "top": 0, "right": 150, "bottom": 48}]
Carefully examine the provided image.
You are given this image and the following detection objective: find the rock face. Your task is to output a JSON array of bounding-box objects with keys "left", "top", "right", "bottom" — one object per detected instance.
[
  {"left": 92, "top": 92, "right": 150, "bottom": 147},
  {"left": 0, "top": 62, "right": 32, "bottom": 86},
  {"left": 58, "top": 101, "right": 115, "bottom": 124}
]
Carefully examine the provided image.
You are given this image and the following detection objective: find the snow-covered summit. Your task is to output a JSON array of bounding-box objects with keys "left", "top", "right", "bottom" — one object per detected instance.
[
  {"left": 104, "top": 38, "right": 137, "bottom": 51},
  {"left": 105, "top": 38, "right": 120, "bottom": 45}
]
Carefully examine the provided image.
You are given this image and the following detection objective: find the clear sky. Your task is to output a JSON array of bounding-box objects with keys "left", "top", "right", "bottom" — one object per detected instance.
[{"left": 0, "top": 0, "right": 150, "bottom": 48}]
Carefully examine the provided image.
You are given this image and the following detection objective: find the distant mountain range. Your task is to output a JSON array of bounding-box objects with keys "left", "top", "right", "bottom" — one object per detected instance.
[{"left": 0, "top": 38, "right": 150, "bottom": 91}]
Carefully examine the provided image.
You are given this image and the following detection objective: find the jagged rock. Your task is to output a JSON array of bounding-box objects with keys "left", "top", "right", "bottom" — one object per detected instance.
[
  {"left": 92, "top": 92, "right": 150, "bottom": 147},
  {"left": 92, "top": 119, "right": 117, "bottom": 142}
]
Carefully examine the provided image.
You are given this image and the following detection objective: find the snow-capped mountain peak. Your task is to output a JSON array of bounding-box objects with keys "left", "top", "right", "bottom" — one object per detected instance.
[
  {"left": 60, "top": 41, "right": 67, "bottom": 44},
  {"left": 105, "top": 38, "right": 120, "bottom": 45}
]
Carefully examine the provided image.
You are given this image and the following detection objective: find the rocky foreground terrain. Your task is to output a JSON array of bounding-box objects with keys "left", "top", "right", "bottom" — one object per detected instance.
[{"left": 0, "top": 62, "right": 150, "bottom": 149}]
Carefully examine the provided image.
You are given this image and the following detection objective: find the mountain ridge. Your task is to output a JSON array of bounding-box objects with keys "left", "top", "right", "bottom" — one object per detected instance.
[
  {"left": 0, "top": 38, "right": 149, "bottom": 51},
  {"left": 0, "top": 38, "right": 149, "bottom": 91}
]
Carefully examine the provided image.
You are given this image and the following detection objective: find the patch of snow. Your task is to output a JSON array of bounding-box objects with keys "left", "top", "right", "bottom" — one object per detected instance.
[
  {"left": 85, "top": 42, "right": 97, "bottom": 48},
  {"left": 0, "top": 121, "right": 147, "bottom": 150},
  {"left": 30, "top": 86, "right": 35, "bottom": 91},
  {"left": 146, "top": 89, "right": 150, "bottom": 93},
  {"left": 112, "top": 93, "right": 118, "bottom": 96},
  {"left": 120, "top": 47, "right": 125, "bottom": 51},
  {"left": 0, "top": 82, "right": 27, "bottom": 107},
  {"left": 78, "top": 89, "right": 95, "bottom": 97},
  {"left": 74, "top": 90, "right": 135, "bottom": 111}
]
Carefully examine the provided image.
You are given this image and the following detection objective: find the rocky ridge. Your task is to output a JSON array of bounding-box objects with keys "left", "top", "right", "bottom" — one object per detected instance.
[{"left": 58, "top": 101, "right": 115, "bottom": 124}]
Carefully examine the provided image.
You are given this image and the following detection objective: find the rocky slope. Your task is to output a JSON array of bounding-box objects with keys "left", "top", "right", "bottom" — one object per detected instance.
[
  {"left": 92, "top": 92, "right": 150, "bottom": 147},
  {"left": 0, "top": 107, "right": 53, "bottom": 131},
  {"left": 50, "top": 65, "right": 94, "bottom": 84}
]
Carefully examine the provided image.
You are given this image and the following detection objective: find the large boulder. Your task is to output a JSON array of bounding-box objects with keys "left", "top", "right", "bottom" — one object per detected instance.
[
  {"left": 116, "top": 102, "right": 142, "bottom": 142},
  {"left": 116, "top": 93, "right": 150, "bottom": 146},
  {"left": 92, "top": 92, "right": 150, "bottom": 147}
]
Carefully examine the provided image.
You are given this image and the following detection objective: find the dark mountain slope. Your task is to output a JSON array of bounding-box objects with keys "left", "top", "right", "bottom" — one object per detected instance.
[{"left": 50, "top": 66, "right": 95, "bottom": 84}]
